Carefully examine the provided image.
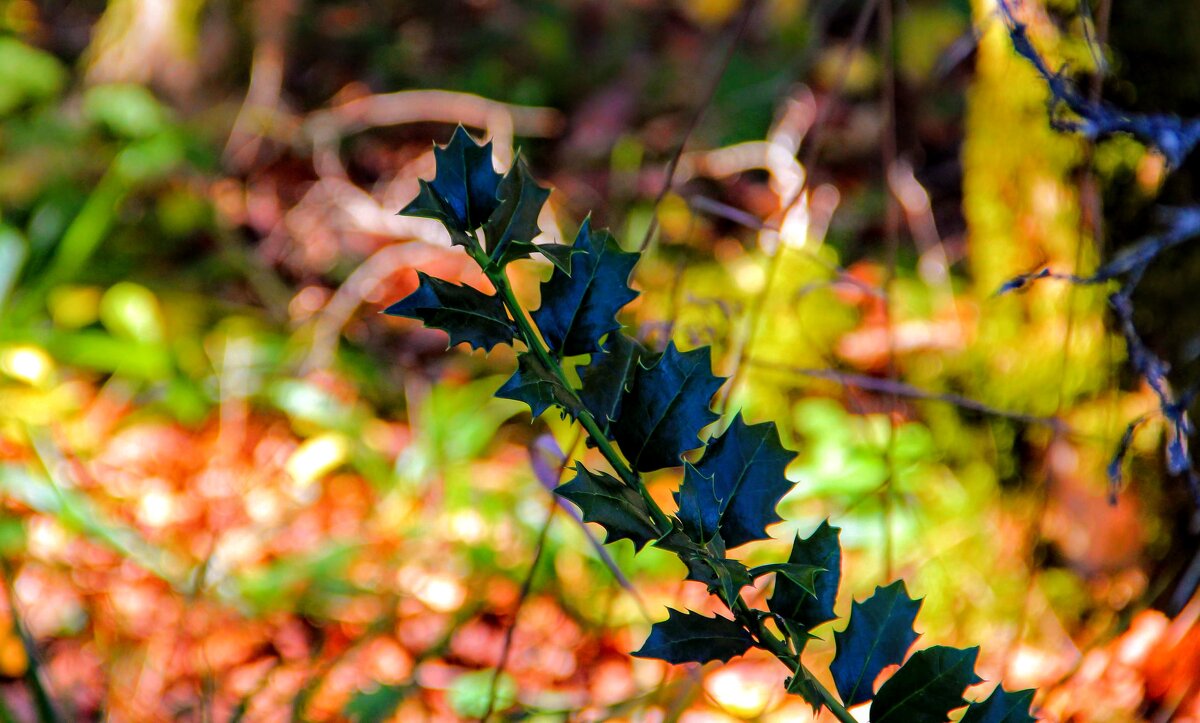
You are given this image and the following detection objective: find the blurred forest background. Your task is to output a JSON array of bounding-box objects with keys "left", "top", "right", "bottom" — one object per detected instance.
[{"left": 2, "top": 0, "right": 1200, "bottom": 720}]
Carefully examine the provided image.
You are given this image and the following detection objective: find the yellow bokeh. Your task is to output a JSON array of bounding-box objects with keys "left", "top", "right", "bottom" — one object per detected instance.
[
  {"left": 0, "top": 344, "right": 54, "bottom": 387},
  {"left": 286, "top": 432, "right": 351, "bottom": 490}
]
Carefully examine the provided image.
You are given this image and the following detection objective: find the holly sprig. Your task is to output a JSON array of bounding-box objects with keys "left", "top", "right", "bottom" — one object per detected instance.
[{"left": 387, "top": 126, "right": 1035, "bottom": 721}]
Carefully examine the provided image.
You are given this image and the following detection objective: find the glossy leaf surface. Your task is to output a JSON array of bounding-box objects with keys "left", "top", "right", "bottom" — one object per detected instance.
[
  {"left": 830, "top": 581, "right": 922, "bottom": 707},
  {"left": 577, "top": 331, "right": 649, "bottom": 434},
  {"left": 534, "top": 242, "right": 577, "bottom": 274},
  {"left": 673, "top": 463, "right": 721, "bottom": 545},
  {"left": 399, "top": 126, "right": 502, "bottom": 235},
  {"left": 681, "top": 554, "right": 752, "bottom": 604},
  {"left": 483, "top": 158, "right": 550, "bottom": 266},
  {"left": 613, "top": 342, "right": 723, "bottom": 472},
  {"left": 494, "top": 353, "right": 572, "bottom": 417},
  {"left": 871, "top": 646, "right": 983, "bottom": 722},
  {"left": 694, "top": 414, "right": 796, "bottom": 548},
  {"left": 748, "top": 562, "right": 823, "bottom": 598},
  {"left": 632, "top": 608, "right": 755, "bottom": 664},
  {"left": 769, "top": 522, "right": 841, "bottom": 630},
  {"left": 531, "top": 219, "right": 639, "bottom": 356},
  {"left": 555, "top": 463, "right": 658, "bottom": 550},
  {"left": 383, "top": 272, "right": 514, "bottom": 352}
]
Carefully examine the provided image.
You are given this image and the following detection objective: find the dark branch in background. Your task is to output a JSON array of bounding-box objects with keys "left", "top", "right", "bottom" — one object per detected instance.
[
  {"left": 997, "top": 207, "right": 1200, "bottom": 294},
  {"left": 999, "top": 1, "right": 1200, "bottom": 168},
  {"left": 1109, "top": 288, "right": 1200, "bottom": 499},
  {"left": 748, "top": 359, "right": 1071, "bottom": 432},
  {"left": 996, "top": 1, "right": 1200, "bottom": 503}
]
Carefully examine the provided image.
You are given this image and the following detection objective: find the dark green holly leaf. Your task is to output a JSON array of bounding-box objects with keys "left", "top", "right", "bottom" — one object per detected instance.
[
  {"left": 674, "top": 462, "right": 721, "bottom": 544},
  {"left": 535, "top": 243, "right": 578, "bottom": 275},
  {"left": 613, "top": 342, "right": 724, "bottom": 472},
  {"left": 779, "top": 618, "right": 819, "bottom": 656},
  {"left": 960, "top": 686, "right": 1037, "bottom": 723},
  {"left": 632, "top": 608, "right": 756, "bottom": 664},
  {"left": 651, "top": 524, "right": 697, "bottom": 557},
  {"left": 495, "top": 353, "right": 573, "bottom": 418},
  {"left": 682, "top": 553, "right": 751, "bottom": 604},
  {"left": 769, "top": 522, "right": 841, "bottom": 631},
  {"left": 748, "top": 563, "right": 823, "bottom": 598},
  {"left": 383, "top": 272, "right": 515, "bottom": 351},
  {"left": 786, "top": 663, "right": 825, "bottom": 714},
  {"left": 398, "top": 183, "right": 474, "bottom": 248},
  {"left": 577, "top": 331, "right": 650, "bottom": 434},
  {"left": 707, "top": 557, "right": 752, "bottom": 603},
  {"left": 871, "top": 646, "right": 983, "bottom": 723},
  {"left": 830, "top": 580, "right": 922, "bottom": 708},
  {"left": 483, "top": 157, "right": 550, "bottom": 267},
  {"left": 695, "top": 413, "right": 796, "bottom": 548},
  {"left": 399, "top": 126, "right": 502, "bottom": 236},
  {"left": 531, "top": 219, "right": 640, "bottom": 357},
  {"left": 555, "top": 463, "right": 658, "bottom": 550}
]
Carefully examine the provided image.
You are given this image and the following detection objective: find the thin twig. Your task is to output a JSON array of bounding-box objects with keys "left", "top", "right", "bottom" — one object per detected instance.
[
  {"left": 530, "top": 434, "right": 653, "bottom": 620},
  {"left": 686, "top": 194, "right": 880, "bottom": 301},
  {"left": 747, "top": 359, "right": 1071, "bottom": 432},
  {"left": 719, "top": 0, "right": 883, "bottom": 411},
  {"left": 637, "top": 0, "right": 761, "bottom": 253},
  {"left": 480, "top": 431, "right": 585, "bottom": 721},
  {"left": 480, "top": 501, "right": 557, "bottom": 722},
  {"left": 995, "top": 0, "right": 1200, "bottom": 498},
  {"left": 790, "top": 0, "right": 884, "bottom": 210},
  {"left": 878, "top": 0, "right": 901, "bottom": 582}
]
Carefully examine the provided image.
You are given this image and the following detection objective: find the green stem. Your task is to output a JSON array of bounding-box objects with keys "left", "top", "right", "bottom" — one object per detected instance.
[
  {"left": 729, "top": 598, "right": 858, "bottom": 723},
  {"left": 812, "top": 674, "right": 859, "bottom": 723},
  {"left": 483, "top": 263, "right": 671, "bottom": 531},
  {"left": 481, "top": 258, "right": 856, "bottom": 723}
]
